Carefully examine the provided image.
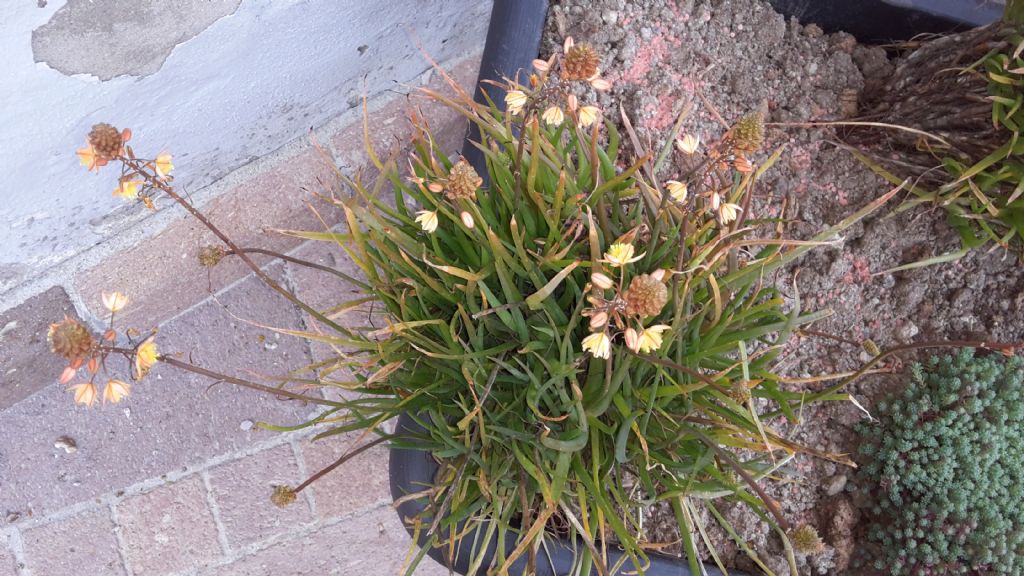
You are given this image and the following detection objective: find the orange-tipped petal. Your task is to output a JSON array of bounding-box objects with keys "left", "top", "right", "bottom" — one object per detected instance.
[
  {"left": 70, "top": 382, "right": 98, "bottom": 407},
  {"left": 103, "top": 379, "right": 131, "bottom": 404},
  {"left": 76, "top": 145, "right": 100, "bottom": 172},
  {"left": 101, "top": 291, "right": 129, "bottom": 312},
  {"left": 154, "top": 153, "right": 174, "bottom": 178},
  {"left": 59, "top": 366, "right": 77, "bottom": 385}
]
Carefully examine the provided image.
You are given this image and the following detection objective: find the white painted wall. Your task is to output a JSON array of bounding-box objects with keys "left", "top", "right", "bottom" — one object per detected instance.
[{"left": 0, "top": 0, "right": 492, "bottom": 294}]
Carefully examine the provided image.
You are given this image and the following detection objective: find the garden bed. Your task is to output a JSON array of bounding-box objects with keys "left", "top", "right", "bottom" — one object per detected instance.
[{"left": 543, "top": 0, "right": 1024, "bottom": 573}]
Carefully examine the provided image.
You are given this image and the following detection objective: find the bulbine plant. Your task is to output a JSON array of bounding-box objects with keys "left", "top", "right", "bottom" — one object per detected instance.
[{"left": 56, "top": 40, "right": 901, "bottom": 576}]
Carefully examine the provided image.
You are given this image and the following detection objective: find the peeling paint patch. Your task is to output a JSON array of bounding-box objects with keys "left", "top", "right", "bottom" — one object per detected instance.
[{"left": 31, "top": 0, "right": 240, "bottom": 80}]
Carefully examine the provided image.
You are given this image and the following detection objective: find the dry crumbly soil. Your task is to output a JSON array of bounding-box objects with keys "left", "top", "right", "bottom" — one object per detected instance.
[{"left": 543, "top": 1, "right": 1024, "bottom": 574}]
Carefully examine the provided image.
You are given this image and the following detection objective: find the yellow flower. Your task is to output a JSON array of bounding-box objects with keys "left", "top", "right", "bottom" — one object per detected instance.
[
  {"left": 113, "top": 180, "right": 140, "bottom": 199},
  {"left": 154, "top": 153, "right": 174, "bottom": 178},
  {"left": 102, "top": 291, "right": 129, "bottom": 313},
  {"left": 578, "top": 105, "right": 601, "bottom": 128},
  {"left": 103, "top": 379, "right": 131, "bottom": 404},
  {"left": 676, "top": 134, "right": 700, "bottom": 155},
  {"left": 665, "top": 180, "right": 688, "bottom": 203},
  {"left": 581, "top": 331, "right": 611, "bottom": 359},
  {"left": 719, "top": 202, "right": 742, "bottom": 225},
  {"left": 414, "top": 210, "right": 438, "bottom": 233},
  {"left": 505, "top": 90, "right": 528, "bottom": 115},
  {"left": 542, "top": 106, "right": 565, "bottom": 126},
  {"left": 76, "top": 144, "right": 104, "bottom": 172},
  {"left": 70, "top": 382, "right": 98, "bottom": 407},
  {"left": 637, "top": 325, "right": 670, "bottom": 353},
  {"left": 603, "top": 243, "right": 644, "bottom": 267},
  {"left": 134, "top": 337, "right": 158, "bottom": 379}
]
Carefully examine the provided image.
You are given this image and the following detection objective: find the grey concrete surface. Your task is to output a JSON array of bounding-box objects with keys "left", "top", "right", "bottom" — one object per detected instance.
[
  {"left": 1, "top": 0, "right": 491, "bottom": 302},
  {"left": 32, "top": 0, "right": 242, "bottom": 80}
]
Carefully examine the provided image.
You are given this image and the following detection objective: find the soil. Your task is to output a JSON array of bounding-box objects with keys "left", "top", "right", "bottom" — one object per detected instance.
[{"left": 542, "top": 1, "right": 1024, "bottom": 574}]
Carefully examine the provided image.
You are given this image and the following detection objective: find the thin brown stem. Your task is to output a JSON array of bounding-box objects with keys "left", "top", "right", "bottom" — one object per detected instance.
[
  {"left": 223, "top": 248, "right": 369, "bottom": 290},
  {"left": 797, "top": 328, "right": 863, "bottom": 347},
  {"left": 155, "top": 354, "right": 341, "bottom": 407},
  {"left": 689, "top": 427, "right": 790, "bottom": 531},
  {"left": 777, "top": 339, "right": 1022, "bottom": 416},
  {"left": 293, "top": 435, "right": 389, "bottom": 493},
  {"left": 121, "top": 157, "right": 353, "bottom": 337}
]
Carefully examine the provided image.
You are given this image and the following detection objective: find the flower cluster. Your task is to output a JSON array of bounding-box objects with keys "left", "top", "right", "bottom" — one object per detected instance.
[
  {"left": 581, "top": 243, "right": 670, "bottom": 359},
  {"left": 408, "top": 157, "right": 482, "bottom": 234},
  {"left": 47, "top": 292, "right": 157, "bottom": 406},
  {"left": 504, "top": 37, "right": 610, "bottom": 129},
  {"left": 77, "top": 122, "right": 174, "bottom": 210},
  {"left": 660, "top": 113, "right": 765, "bottom": 226}
]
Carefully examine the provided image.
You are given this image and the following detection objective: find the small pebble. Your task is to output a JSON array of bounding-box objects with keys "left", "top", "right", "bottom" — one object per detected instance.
[
  {"left": 825, "top": 474, "right": 848, "bottom": 496},
  {"left": 896, "top": 321, "right": 919, "bottom": 342},
  {"left": 54, "top": 436, "right": 77, "bottom": 454},
  {"left": 240, "top": 419, "right": 254, "bottom": 431}
]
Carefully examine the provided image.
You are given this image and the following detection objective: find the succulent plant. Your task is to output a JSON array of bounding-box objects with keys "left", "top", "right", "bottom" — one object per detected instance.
[{"left": 856, "top": 350, "right": 1024, "bottom": 575}]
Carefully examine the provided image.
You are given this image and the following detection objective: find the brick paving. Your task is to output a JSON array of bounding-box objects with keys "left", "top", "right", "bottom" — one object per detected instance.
[{"left": 0, "top": 54, "right": 478, "bottom": 575}]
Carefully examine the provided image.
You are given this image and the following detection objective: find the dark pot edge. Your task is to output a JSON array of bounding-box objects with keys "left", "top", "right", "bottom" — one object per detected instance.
[
  {"left": 388, "top": 413, "right": 735, "bottom": 576},
  {"left": 767, "top": 0, "right": 1001, "bottom": 43}
]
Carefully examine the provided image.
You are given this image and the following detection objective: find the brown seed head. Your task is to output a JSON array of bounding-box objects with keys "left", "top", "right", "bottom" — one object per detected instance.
[
  {"left": 47, "top": 317, "right": 94, "bottom": 361},
  {"left": 88, "top": 123, "right": 124, "bottom": 159},
  {"left": 727, "top": 381, "right": 751, "bottom": 404},
  {"left": 562, "top": 43, "right": 600, "bottom": 81},
  {"left": 270, "top": 485, "right": 297, "bottom": 508},
  {"left": 198, "top": 245, "right": 226, "bottom": 268},
  {"left": 623, "top": 274, "right": 668, "bottom": 318},
  {"left": 790, "top": 524, "right": 825, "bottom": 555},
  {"left": 731, "top": 111, "right": 765, "bottom": 153},
  {"left": 446, "top": 159, "right": 482, "bottom": 201}
]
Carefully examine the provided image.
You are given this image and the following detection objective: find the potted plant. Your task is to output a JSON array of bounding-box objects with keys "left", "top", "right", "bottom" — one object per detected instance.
[{"left": 53, "top": 38, "right": 901, "bottom": 575}]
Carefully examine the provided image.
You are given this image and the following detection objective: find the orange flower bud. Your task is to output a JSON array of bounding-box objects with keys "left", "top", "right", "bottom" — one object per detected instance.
[
  {"left": 59, "top": 366, "right": 77, "bottom": 385},
  {"left": 624, "top": 328, "right": 640, "bottom": 352}
]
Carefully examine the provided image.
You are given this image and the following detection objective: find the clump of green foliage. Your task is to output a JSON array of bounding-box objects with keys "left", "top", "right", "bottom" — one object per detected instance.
[
  {"left": 856, "top": 350, "right": 1024, "bottom": 575},
  {"left": 852, "top": 20, "right": 1024, "bottom": 271}
]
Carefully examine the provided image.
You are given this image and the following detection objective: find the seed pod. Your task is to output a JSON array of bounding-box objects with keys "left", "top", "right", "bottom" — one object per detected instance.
[
  {"left": 562, "top": 43, "right": 600, "bottom": 81},
  {"left": 446, "top": 159, "right": 482, "bottom": 201},
  {"left": 623, "top": 274, "right": 669, "bottom": 318},
  {"left": 88, "top": 123, "right": 124, "bottom": 159},
  {"left": 47, "top": 317, "right": 94, "bottom": 361}
]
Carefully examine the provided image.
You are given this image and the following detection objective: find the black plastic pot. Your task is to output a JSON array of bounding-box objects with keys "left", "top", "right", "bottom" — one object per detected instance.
[
  {"left": 767, "top": 0, "right": 1001, "bottom": 42},
  {"left": 389, "top": 413, "right": 732, "bottom": 576}
]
